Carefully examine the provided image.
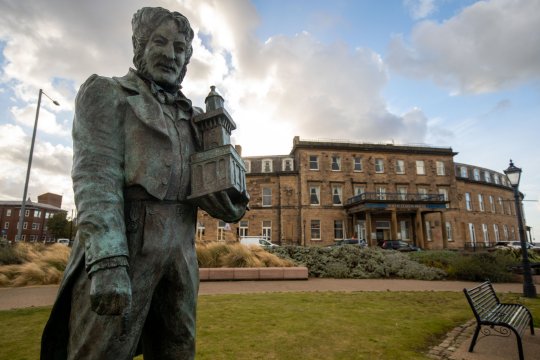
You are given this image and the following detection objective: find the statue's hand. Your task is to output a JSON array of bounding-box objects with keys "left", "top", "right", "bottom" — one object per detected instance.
[
  {"left": 197, "top": 191, "right": 249, "bottom": 223},
  {"left": 89, "top": 266, "right": 132, "bottom": 315}
]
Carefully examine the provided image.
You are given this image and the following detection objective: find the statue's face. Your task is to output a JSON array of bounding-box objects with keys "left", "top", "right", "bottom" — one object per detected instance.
[{"left": 143, "top": 19, "right": 187, "bottom": 89}]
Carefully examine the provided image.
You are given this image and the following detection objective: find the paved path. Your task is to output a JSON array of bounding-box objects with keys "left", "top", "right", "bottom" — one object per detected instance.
[
  {"left": 1, "top": 279, "right": 537, "bottom": 360},
  {"left": 0, "top": 279, "right": 524, "bottom": 310}
]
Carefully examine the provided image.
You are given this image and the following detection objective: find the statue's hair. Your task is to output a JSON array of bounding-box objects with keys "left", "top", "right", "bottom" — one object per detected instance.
[{"left": 132, "top": 7, "right": 194, "bottom": 84}]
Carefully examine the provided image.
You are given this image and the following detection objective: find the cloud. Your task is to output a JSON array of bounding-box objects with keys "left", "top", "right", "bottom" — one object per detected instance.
[
  {"left": 0, "top": 123, "right": 73, "bottom": 206},
  {"left": 11, "top": 104, "right": 70, "bottom": 137},
  {"left": 403, "top": 0, "right": 437, "bottom": 20},
  {"left": 0, "top": 0, "right": 436, "bottom": 206},
  {"left": 388, "top": 0, "right": 540, "bottom": 94}
]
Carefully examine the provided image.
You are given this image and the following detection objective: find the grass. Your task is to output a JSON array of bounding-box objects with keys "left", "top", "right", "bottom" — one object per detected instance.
[{"left": 2, "top": 291, "right": 539, "bottom": 360}]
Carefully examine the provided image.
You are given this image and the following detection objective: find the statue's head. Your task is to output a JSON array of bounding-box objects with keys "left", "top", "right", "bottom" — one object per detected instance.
[{"left": 132, "top": 7, "right": 194, "bottom": 91}]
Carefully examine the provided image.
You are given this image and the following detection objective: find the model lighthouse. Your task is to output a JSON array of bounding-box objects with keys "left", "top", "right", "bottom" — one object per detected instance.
[{"left": 188, "top": 86, "right": 248, "bottom": 206}]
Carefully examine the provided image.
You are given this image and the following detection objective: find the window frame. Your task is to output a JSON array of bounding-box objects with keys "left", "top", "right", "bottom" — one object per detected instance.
[
  {"left": 310, "top": 220, "right": 321, "bottom": 240},
  {"left": 446, "top": 222, "right": 453, "bottom": 241},
  {"left": 397, "top": 186, "right": 408, "bottom": 200},
  {"left": 262, "top": 159, "right": 273, "bottom": 173},
  {"left": 469, "top": 223, "right": 476, "bottom": 244},
  {"left": 465, "top": 192, "right": 472, "bottom": 211},
  {"left": 354, "top": 185, "right": 365, "bottom": 196},
  {"left": 309, "top": 185, "right": 321, "bottom": 206},
  {"left": 332, "top": 184, "right": 343, "bottom": 205},
  {"left": 436, "top": 161, "right": 445, "bottom": 176},
  {"left": 482, "top": 224, "right": 490, "bottom": 243},
  {"left": 375, "top": 158, "right": 384, "bottom": 173},
  {"left": 262, "top": 220, "right": 272, "bottom": 241},
  {"left": 309, "top": 155, "right": 319, "bottom": 171},
  {"left": 478, "top": 194, "right": 485, "bottom": 212},
  {"left": 376, "top": 186, "right": 386, "bottom": 200},
  {"left": 416, "top": 160, "right": 426, "bottom": 175},
  {"left": 438, "top": 188, "right": 449, "bottom": 208},
  {"left": 331, "top": 155, "right": 341, "bottom": 171},
  {"left": 239, "top": 220, "right": 249, "bottom": 238},
  {"left": 282, "top": 158, "right": 294, "bottom": 171},
  {"left": 262, "top": 187, "right": 272, "bottom": 207},
  {"left": 395, "top": 159, "right": 405, "bottom": 174},
  {"left": 334, "top": 220, "right": 344, "bottom": 240},
  {"left": 353, "top": 156, "right": 363, "bottom": 172}
]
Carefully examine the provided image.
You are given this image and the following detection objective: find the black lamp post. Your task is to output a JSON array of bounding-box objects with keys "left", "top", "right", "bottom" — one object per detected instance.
[
  {"left": 16, "top": 89, "right": 60, "bottom": 242},
  {"left": 504, "top": 160, "right": 537, "bottom": 298}
]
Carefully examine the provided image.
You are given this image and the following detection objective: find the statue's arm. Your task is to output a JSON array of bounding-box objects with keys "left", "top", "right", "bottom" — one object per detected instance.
[
  {"left": 196, "top": 191, "right": 249, "bottom": 223},
  {"left": 72, "top": 75, "right": 131, "bottom": 314}
]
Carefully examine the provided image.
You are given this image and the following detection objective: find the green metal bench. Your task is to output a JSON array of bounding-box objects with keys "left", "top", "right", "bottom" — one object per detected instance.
[{"left": 463, "top": 281, "right": 534, "bottom": 360}]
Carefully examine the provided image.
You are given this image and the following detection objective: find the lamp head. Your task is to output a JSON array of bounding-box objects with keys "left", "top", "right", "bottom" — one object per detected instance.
[{"left": 504, "top": 159, "right": 522, "bottom": 188}]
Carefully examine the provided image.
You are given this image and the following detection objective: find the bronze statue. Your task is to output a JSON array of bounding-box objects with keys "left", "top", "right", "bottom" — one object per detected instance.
[{"left": 41, "top": 7, "right": 248, "bottom": 359}]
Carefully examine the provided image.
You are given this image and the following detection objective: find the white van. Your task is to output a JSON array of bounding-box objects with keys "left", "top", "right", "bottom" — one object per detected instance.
[
  {"left": 57, "top": 238, "right": 70, "bottom": 246},
  {"left": 240, "top": 236, "right": 279, "bottom": 247}
]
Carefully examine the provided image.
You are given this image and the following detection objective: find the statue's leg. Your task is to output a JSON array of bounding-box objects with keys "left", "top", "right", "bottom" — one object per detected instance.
[
  {"left": 140, "top": 204, "right": 199, "bottom": 360},
  {"left": 67, "top": 201, "right": 168, "bottom": 360},
  {"left": 67, "top": 267, "right": 147, "bottom": 360}
]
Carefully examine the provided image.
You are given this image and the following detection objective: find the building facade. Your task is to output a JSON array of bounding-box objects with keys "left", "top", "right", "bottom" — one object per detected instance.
[
  {"left": 0, "top": 192, "right": 66, "bottom": 243},
  {"left": 198, "top": 137, "right": 521, "bottom": 249}
]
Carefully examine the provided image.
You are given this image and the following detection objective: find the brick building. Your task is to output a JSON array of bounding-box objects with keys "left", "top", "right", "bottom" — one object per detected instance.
[
  {"left": 196, "top": 137, "right": 522, "bottom": 250},
  {"left": 0, "top": 192, "right": 66, "bottom": 243}
]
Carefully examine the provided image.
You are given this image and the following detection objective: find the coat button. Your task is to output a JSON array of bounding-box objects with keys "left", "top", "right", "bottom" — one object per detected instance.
[{"left": 162, "top": 178, "right": 168, "bottom": 185}]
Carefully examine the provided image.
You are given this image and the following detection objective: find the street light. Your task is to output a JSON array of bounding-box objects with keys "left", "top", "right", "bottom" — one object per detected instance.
[
  {"left": 504, "top": 160, "right": 537, "bottom": 298},
  {"left": 16, "top": 89, "right": 60, "bottom": 242}
]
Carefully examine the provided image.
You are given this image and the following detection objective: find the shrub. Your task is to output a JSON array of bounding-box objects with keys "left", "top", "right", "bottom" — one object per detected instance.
[
  {"left": 268, "top": 246, "right": 446, "bottom": 280},
  {"left": 409, "top": 249, "right": 520, "bottom": 283}
]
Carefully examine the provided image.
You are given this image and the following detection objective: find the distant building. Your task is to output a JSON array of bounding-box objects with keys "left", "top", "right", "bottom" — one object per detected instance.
[
  {"left": 0, "top": 192, "right": 66, "bottom": 243},
  {"left": 196, "top": 137, "right": 522, "bottom": 250}
]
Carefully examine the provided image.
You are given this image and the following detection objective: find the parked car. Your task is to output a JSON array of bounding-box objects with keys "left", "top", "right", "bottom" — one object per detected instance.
[
  {"left": 329, "top": 239, "right": 367, "bottom": 248},
  {"left": 511, "top": 241, "right": 539, "bottom": 250},
  {"left": 380, "top": 240, "right": 420, "bottom": 252},
  {"left": 488, "top": 241, "right": 511, "bottom": 251},
  {"left": 491, "top": 241, "right": 535, "bottom": 251},
  {"left": 240, "top": 236, "right": 279, "bottom": 247}
]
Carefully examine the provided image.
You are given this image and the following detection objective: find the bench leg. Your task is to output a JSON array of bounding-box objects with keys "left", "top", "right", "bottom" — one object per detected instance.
[
  {"left": 468, "top": 324, "right": 481, "bottom": 353},
  {"left": 516, "top": 332, "right": 524, "bottom": 360}
]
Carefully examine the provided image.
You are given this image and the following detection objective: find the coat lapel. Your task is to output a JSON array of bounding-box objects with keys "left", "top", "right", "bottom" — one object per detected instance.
[
  {"left": 114, "top": 69, "right": 169, "bottom": 138},
  {"left": 114, "top": 69, "right": 203, "bottom": 148}
]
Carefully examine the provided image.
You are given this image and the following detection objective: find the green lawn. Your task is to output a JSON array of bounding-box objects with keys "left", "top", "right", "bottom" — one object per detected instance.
[{"left": 1, "top": 292, "right": 539, "bottom": 360}]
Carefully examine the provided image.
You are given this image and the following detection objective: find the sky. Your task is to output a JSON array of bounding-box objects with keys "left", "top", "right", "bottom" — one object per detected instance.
[{"left": 0, "top": 0, "right": 539, "bottom": 238}]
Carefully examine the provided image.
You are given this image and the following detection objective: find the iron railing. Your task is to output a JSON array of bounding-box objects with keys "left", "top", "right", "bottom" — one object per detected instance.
[{"left": 346, "top": 192, "right": 445, "bottom": 206}]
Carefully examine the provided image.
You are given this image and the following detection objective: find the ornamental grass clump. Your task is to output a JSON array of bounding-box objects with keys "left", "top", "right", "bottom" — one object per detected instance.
[
  {"left": 0, "top": 243, "right": 70, "bottom": 287},
  {"left": 196, "top": 242, "right": 294, "bottom": 268}
]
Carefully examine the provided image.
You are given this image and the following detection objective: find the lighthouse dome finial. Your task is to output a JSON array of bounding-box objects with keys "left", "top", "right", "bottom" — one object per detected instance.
[{"left": 205, "top": 85, "right": 224, "bottom": 112}]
